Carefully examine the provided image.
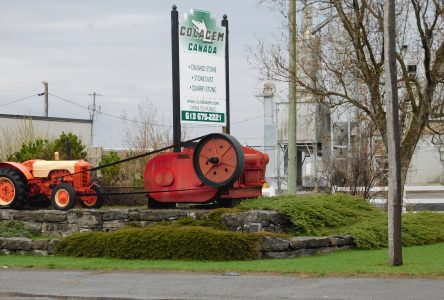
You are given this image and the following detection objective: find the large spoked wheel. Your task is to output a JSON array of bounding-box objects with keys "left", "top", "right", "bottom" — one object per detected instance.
[
  {"left": 193, "top": 133, "right": 245, "bottom": 188},
  {"left": 51, "top": 183, "right": 76, "bottom": 211},
  {"left": 0, "top": 168, "right": 27, "bottom": 209},
  {"left": 81, "top": 184, "right": 104, "bottom": 209}
]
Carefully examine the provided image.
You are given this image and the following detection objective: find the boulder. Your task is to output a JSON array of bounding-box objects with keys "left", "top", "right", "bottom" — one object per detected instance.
[
  {"left": 139, "top": 209, "right": 185, "bottom": 221},
  {"left": 47, "top": 239, "right": 61, "bottom": 254},
  {"left": 32, "top": 239, "right": 48, "bottom": 250},
  {"left": 43, "top": 210, "right": 67, "bottom": 222},
  {"left": 103, "top": 220, "right": 126, "bottom": 231},
  {"left": 260, "top": 236, "right": 290, "bottom": 252},
  {"left": 67, "top": 210, "right": 103, "bottom": 228},
  {"left": 103, "top": 209, "right": 129, "bottom": 221},
  {"left": 2, "top": 237, "right": 32, "bottom": 251},
  {"left": 289, "top": 236, "right": 313, "bottom": 249},
  {"left": 14, "top": 211, "right": 44, "bottom": 222},
  {"left": 0, "top": 209, "right": 16, "bottom": 220}
]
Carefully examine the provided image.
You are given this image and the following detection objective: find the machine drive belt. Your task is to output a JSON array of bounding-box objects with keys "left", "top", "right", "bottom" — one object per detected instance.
[{"left": 59, "top": 134, "right": 207, "bottom": 179}]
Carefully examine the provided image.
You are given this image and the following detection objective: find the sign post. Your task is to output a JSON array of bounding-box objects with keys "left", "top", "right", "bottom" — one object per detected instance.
[{"left": 171, "top": 5, "right": 181, "bottom": 152}]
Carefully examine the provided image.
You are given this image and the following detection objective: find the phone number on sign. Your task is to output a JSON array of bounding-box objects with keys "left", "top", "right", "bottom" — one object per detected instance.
[{"left": 182, "top": 111, "right": 225, "bottom": 123}]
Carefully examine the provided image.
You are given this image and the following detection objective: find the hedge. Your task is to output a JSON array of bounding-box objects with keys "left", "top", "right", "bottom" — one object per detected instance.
[{"left": 55, "top": 225, "right": 261, "bottom": 261}]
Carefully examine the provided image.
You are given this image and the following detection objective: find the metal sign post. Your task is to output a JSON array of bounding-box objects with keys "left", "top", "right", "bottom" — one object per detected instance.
[{"left": 171, "top": 5, "right": 181, "bottom": 152}]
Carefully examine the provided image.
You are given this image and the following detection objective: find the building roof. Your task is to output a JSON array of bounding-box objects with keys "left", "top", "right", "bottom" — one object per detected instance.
[{"left": 0, "top": 113, "right": 92, "bottom": 124}]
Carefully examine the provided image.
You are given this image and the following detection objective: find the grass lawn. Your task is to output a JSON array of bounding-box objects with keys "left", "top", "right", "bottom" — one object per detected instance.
[{"left": 1, "top": 243, "right": 444, "bottom": 277}]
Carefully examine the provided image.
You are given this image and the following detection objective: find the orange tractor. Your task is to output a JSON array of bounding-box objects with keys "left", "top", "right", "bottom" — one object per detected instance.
[{"left": 0, "top": 159, "right": 102, "bottom": 210}]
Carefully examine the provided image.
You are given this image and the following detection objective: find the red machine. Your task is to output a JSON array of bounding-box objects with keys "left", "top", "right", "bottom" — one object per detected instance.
[
  {"left": 0, "top": 133, "right": 267, "bottom": 210},
  {"left": 144, "top": 133, "right": 268, "bottom": 207}
]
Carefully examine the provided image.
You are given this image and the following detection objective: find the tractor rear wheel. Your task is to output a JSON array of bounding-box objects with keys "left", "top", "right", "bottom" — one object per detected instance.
[
  {"left": 193, "top": 133, "right": 245, "bottom": 188},
  {"left": 81, "top": 185, "right": 104, "bottom": 209},
  {"left": 51, "top": 183, "right": 76, "bottom": 211},
  {"left": 0, "top": 168, "right": 27, "bottom": 209}
]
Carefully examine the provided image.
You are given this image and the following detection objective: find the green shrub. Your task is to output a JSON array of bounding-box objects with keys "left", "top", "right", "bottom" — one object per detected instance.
[
  {"left": 239, "top": 194, "right": 381, "bottom": 236},
  {"left": 55, "top": 225, "right": 261, "bottom": 261},
  {"left": 239, "top": 194, "right": 444, "bottom": 249},
  {"left": 7, "top": 132, "right": 86, "bottom": 162},
  {"left": 0, "top": 220, "right": 40, "bottom": 238},
  {"left": 99, "top": 151, "right": 121, "bottom": 185}
]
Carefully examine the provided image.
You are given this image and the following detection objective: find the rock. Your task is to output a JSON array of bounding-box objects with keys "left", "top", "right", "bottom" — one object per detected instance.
[
  {"left": 331, "top": 235, "right": 354, "bottom": 246},
  {"left": 31, "top": 239, "right": 48, "bottom": 250},
  {"left": 103, "top": 209, "right": 128, "bottom": 221},
  {"left": 43, "top": 210, "right": 67, "bottom": 222},
  {"left": 47, "top": 240, "right": 61, "bottom": 255},
  {"left": 0, "top": 249, "right": 11, "bottom": 255},
  {"left": 30, "top": 250, "right": 48, "bottom": 256},
  {"left": 23, "top": 221, "right": 42, "bottom": 233},
  {"left": 67, "top": 210, "right": 103, "bottom": 228},
  {"left": 249, "top": 223, "right": 262, "bottom": 232},
  {"left": 222, "top": 210, "right": 291, "bottom": 230},
  {"left": 289, "top": 236, "right": 313, "bottom": 249},
  {"left": 42, "top": 223, "right": 69, "bottom": 236},
  {"left": 15, "top": 250, "right": 30, "bottom": 256},
  {"left": 139, "top": 210, "right": 184, "bottom": 221},
  {"left": 262, "top": 248, "right": 317, "bottom": 259},
  {"left": 260, "top": 236, "right": 290, "bottom": 252},
  {"left": 187, "top": 210, "right": 209, "bottom": 220},
  {"left": 3, "top": 237, "right": 32, "bottom": 251},
  {"left": 307, "top": 237, "right": 332, "bottom": 248},
  {"left": 317, "top": 246, "right": 338, "bottom": 255},
  {"left": 0, "top": 209, "right": 16, "bottom": 220},
  {"left": 128, "top": 209, "right": 141, "bottom": 220},
  {"left": 14, "top": 211, "right": 44, "bottom": 222},
  {"left": 103, "top": 220, "right": 125, "bottom": 231}
]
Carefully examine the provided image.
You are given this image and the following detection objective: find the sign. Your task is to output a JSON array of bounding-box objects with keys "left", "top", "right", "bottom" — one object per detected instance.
[{"left": 179, "top": 9, "right": 226, "bottom": 125}]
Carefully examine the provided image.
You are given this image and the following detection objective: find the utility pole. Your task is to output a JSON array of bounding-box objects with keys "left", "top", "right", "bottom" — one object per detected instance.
[
  {"left": 287, "top": 0, "right": 298, "bottom": 195},
  {"left": 42, "top": 81, "right": 48, "bottom": 117},
  {"left": 384, "top": 0, "right": 403, "bottom": 266},
  {"left": 88, "top": 92, "right": 102, "bottom": 146}
]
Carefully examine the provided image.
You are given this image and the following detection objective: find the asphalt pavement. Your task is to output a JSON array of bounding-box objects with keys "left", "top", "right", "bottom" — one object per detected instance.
[{"left": 0, "top": 269, "right": 443, "bottom": 300}]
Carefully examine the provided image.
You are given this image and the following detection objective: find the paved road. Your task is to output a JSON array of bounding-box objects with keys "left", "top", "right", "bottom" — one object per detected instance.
[{"left": 0, "top": 269, "right": 443, "bottom": 300}]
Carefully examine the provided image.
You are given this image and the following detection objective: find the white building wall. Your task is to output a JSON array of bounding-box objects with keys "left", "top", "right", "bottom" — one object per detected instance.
[
  {"left": 0, "top": 114, "right": 92, "bottom": 146},
  {"left": 406, "top": 135, "right": 444, "bottom": 185}
]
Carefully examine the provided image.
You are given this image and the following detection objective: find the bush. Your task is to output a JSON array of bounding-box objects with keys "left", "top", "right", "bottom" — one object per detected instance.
[
  {"left": 0, "top": 220, "right": 40, "bottom": 238},
  {"left": 7, "top": 132, "right": 86, "bottom": 162},
  {"left": 239, "top": 194, "right": 444, "bottom": 249},
  {"left": 99, "top": 151, "right": 121, "bottom": 186},
  {"left": 55, "top": 225, "right": 261, "bottom": 261}
]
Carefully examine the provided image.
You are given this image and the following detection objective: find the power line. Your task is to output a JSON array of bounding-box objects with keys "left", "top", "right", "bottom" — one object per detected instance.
[
  {"left": 0, "top": 94, "right": 38, "bottom": 108},
  {"left": 49, "top": 93, "right": 172, "bottom": 128},
  {"left": 49, "top": 93, "right": 265, "bottom": 128}
]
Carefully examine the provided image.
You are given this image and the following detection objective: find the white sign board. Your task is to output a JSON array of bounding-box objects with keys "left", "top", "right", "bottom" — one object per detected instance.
[{"left": 179, "top": 9, "right": 226, "bottom": 125}]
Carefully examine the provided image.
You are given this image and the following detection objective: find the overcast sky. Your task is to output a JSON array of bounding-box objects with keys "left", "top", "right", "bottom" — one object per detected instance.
[{"left": 0, "top": 0, "right": 284, "bottom": 148}]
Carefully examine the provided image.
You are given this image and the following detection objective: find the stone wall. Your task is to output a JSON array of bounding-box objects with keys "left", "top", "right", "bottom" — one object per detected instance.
[
  {"left": 0, "top": 237, "right": 60, "bottom": 256},
  {"left": 0, "top": 209, "right": 355, "bottom": 258}
]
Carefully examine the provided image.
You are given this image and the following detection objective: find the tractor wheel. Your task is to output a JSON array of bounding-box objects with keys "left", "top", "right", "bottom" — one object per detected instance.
[
  {"left": 193, "top": 133, "right": 245, "bottom": 188},
  {"left": 51, "top": 183, "right": 76, "bottom": 211},
  {"left": 0, "top": 168, "right": 27, "bottom": 209},
  {"left": 81, "top": 185, "right": 104, "bottom": 209}
]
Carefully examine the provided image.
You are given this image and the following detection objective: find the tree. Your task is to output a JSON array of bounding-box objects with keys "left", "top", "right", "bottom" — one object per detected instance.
[
  {"left": 53, "top": 132, "right": 87, "bottom": 160},
  {"left": 8, "top": 132, "right": 87, "bottom": 162},
  {"left": 7, "top": 138, "right": 54, "bottom": 162},
  {"left": 252, "top": 0, "right": 444, "bottom": 184}
]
